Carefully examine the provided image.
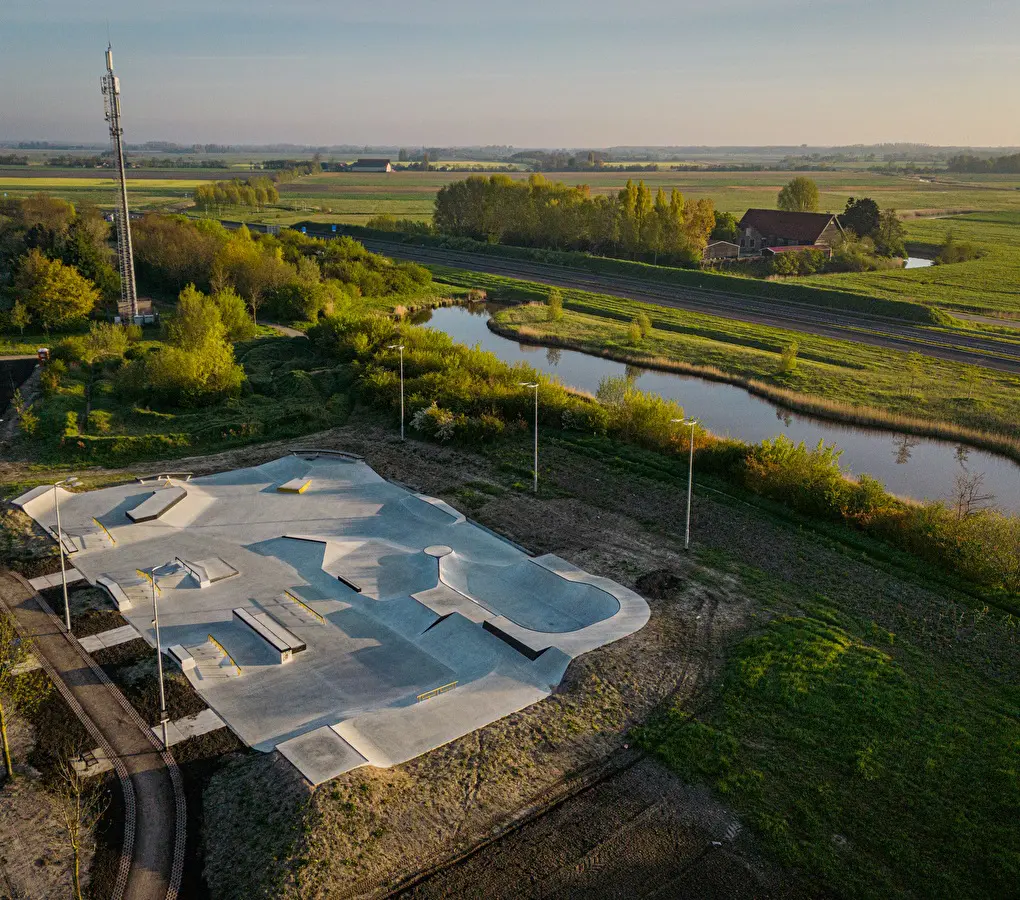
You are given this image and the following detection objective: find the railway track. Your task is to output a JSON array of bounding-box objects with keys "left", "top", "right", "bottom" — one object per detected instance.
[{"left": 361, "top": 240, "right": 1020, "bottom": 374}]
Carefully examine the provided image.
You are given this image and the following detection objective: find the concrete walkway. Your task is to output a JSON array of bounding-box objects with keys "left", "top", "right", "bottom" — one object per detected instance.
[{"left": 0, "top": 571, "right": 184, "bottom": 900}]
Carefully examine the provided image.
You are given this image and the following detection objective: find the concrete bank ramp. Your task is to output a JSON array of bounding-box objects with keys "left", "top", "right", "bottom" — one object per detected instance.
[
  {"left": 126, "top": 484, "right": 188, "bottom": 522},
  {"left": 319, "top": 539, "right": 438, "bottom": 600},
  {"left": 440, "top": 553, "right": 620, "bottom": 633}
]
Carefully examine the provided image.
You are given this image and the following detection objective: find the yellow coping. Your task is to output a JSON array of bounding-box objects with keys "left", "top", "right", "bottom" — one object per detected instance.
[
  {"left": 416, "top": 681, "right": 458, "bottom": 703},
  {"left": 134, "top": 568, "right": 162, "bottom": 595},
  {"left": 277, "top": 480, "right": 311, "bottom": 494},
  {"left": 282, "top": 589, "right": 326, "bottom": 624},
  {"left": 92, "top": 517, "right": 116, "bottom": 545},
  {"left": 207, "top": 634, "right": 242, "bottom": 675}
]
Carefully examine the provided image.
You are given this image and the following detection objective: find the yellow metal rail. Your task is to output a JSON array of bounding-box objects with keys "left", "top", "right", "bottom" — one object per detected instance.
[
  {"left": 207, "top": 634, "right": 241, "bottom": 676},
  {"left": 92, "top": 517, "right": 116, "bottom": 545},
  {"left": 416, "top": 681, "right": 457, "bottom": 703},
  {"left": 134, "top": 568, "right": 161, "bottom": 596},
  {"left": 282, "top": 589, "right": 326, "bottom": 625}
]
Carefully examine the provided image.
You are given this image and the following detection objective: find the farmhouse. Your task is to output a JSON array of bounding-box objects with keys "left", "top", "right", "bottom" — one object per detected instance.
[
  {"left": 737, "top": 209, "right": 843, "bottom": 255},
  {"left": 350, "top": 158, "right": 393, "bottom": 173}
]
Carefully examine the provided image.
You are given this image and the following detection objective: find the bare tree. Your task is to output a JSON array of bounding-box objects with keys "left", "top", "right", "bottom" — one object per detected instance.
[
  {"left": 53, "top": 745, "right": 109, "bottom": 900},
  {"left": 0, "top": 611, "right": 34, "bottom": 781},
  {"left": 951, "top": 471, "right": 995, "bottom": 520}
]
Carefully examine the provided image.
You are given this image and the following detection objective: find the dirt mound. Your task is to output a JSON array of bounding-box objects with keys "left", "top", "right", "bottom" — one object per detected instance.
[{"left": 635, "top": 569, "right": 685, "bottom": 600}]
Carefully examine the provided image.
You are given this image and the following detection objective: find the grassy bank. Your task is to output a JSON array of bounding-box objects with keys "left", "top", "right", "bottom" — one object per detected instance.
[
  {"left": 637, "top": 576, "right": 1020, "bottom": 899},
  {"left": 801, "top": 212, "right": 1020, "bottom": 319},
  {"left": 430, "top": 270, "right": 1020, "bottom": 449}
]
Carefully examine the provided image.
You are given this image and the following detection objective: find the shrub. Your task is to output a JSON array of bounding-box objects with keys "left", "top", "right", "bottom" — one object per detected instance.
[
  {"left": 547, "top": 288, "right": 564, "bottom": 322},
  {"left": 628, "top": 320, "right": 643, "bottom": 345},
  {"left": 86, "top": 409, "right": 113, "bottom": 434},
  {"left": 778, "top": 342, "right": 799, "bottom": 375},
  {"left": 637, "top": 312, "right": 653, "bottom": 337},
  {"left": 123, "top": 324, "right": 143, "bottom": 343},
  {"left": 39, "top": 359, "right": 66, "bottom": 396}
]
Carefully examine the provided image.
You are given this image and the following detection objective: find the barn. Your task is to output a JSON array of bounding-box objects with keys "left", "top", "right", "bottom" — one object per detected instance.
[
  {"left": 350, "top": 158, "right": 393, "bottom": 173},
  {"left": 737, "top": 209, "right": 843, "bottom": 255}
]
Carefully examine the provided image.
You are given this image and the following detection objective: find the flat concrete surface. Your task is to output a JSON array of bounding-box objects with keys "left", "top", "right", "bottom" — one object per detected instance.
[
  {"left": 79, "top": 623, "right": 140, "bottom": 654},
  {"left": 0, "top": 572, "right": 179, "bottom": 900},
  {"left": 152, "top": 708, "right": 226, "bottom": 747},
  {"left": 277, "top": 726, "right": 368, "bottom": 785},
  {"left": 28, "top": 569, "right": 85, "bottom": 591},
  {"left": 15, "top": 455, "right": 649, "bottom": 785}
]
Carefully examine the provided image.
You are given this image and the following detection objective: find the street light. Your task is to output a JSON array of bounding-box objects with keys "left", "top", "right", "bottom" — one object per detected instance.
[
  {"left": 52, "top": 477, "right": 81, "bottom": 632},
  {"left": 519, "top": 382, "right": 539, "bottom": 493},
  {"left": 141, "top": 563, "right": 173, "bottom": 751},
  {"left": 387, "top": 344, "right": 405, "bottom": 441},
  {"left": 671, "top": 418, "right": 698, "bottom": 550}
]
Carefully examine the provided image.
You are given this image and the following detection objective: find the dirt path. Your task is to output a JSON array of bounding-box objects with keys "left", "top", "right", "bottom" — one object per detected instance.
[{"left": 0, "top": 571, "right": 184, "bottom": 900}]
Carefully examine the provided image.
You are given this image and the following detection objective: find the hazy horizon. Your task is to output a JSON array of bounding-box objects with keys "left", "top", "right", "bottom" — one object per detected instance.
[{"left": 4, "top": 0, "right": 1018, "bottom": 147}]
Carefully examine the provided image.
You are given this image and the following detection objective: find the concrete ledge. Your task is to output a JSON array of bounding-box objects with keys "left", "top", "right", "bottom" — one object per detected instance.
[
  {"left": 126, "top": 485, "right": 188, "bottom": 522},
  {"left": 278, "top": 478, "right": 311, "bottom": 494},
  {"left": 175, "top": 556, "right": 237, "bottom": 589},
  {"left": 97, "top": 574, "right": 132, "bottom": 611},
  {"left": 168, "top": 645, "right": 196, "bottom": 673},
  {"left": 232, "top": 608, "right": 304, "bottom": 662}
]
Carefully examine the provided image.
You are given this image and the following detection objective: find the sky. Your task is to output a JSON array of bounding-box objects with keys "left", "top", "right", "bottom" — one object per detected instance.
[{"left": 3, "top": 0, "right": 1019, "bottom": 148}]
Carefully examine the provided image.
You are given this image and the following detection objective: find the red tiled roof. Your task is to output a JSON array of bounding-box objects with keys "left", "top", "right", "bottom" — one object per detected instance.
[{"left": 738, "top": 209, "right": 839, "bottom": 243}]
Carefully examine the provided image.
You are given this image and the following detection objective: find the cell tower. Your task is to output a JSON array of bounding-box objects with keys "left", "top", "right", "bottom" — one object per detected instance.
[{"left": 100, "top": 45, "right": 139, "bottom": 321}]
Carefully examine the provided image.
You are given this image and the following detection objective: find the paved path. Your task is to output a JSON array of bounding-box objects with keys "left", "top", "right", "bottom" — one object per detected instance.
[
  {"left": 265, "top": 322, "right": 307, "bottom": 339},
  {"left": 361, "top": 239, "right": 1020, "bottom": 374},
  {"left": 0, "top": 571, "right": 184, "bottom": 900}
]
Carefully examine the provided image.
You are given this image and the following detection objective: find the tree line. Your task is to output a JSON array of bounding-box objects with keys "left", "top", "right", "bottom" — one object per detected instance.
[
  {"left": 947, "top": 152, "right": 1020, "bottom": 174},
  {"left": 192, "top": 176, "right": 280, "bottom": 211},
  {"left": 434, "top": 174, "right": 715, "bottom": 265}
]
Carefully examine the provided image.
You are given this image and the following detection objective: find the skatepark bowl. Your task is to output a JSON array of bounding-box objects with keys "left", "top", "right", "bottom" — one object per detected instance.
[{"left": 15, "top": 453, "right": 650, "bottom": 785}]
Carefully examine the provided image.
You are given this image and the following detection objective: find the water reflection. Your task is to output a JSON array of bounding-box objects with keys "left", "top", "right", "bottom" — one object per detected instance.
[{"left": 418, "top": 304, "right": 1020, "bottom": 513}]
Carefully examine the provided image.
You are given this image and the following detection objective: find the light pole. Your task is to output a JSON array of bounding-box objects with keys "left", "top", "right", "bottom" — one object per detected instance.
[
  {"left": 387, "top": 344, "right": 405, "bottom": 440},
  {"left": 52, "top": 477, "right": 81, "bottom": 632},
  {"left": 519, "top": 382, "right": 539, "bottom": 493},
  {"left": 671, "top": 418, "right": 698, "bottom": 550},
  {"left": 142, "top": 564, "right": 171, "bottom": 751}
]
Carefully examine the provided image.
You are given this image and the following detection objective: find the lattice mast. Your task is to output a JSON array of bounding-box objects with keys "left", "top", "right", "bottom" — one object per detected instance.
[{"left": 100, "top": 45, "right": 138, "bottom": 320}]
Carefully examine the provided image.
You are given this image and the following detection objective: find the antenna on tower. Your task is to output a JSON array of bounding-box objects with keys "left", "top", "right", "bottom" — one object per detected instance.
[{"left": 101, "top": 44, "right": 139, "bottom": 322}]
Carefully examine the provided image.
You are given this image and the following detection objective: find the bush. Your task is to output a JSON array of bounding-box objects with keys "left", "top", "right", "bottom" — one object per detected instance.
[
  {"left": 123, "top": 324, "right": 143, "bottom": 343},
  {"left": 778, "top": 342, "right": 799, "bottom": 375},
  {"left": 86, "top": 409, "right": 113, "bottom": 433},
  {"left": 547, "top": 288, "right": 564, "bottom": 322},
  {"left": 39, "top": 359, "right": 66, "bottom": 396},
  {"left": 628, "top": 320, "right": 643, "bottom": 345},
  {"left": 637, "top": 312, "right": 653, "bottom": 337}
]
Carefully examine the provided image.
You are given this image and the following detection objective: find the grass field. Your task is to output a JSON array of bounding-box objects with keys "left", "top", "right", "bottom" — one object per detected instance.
[
  {"left": 804, "top": 212, "right": 1020, "bottom": 319},
  {"left": 5, "top": 167, "right": 1020, "bottom": 224}
]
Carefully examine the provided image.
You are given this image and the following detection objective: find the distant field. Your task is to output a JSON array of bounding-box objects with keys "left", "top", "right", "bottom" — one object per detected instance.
[
  {"left": 5, "top": 167, "right": 1020, "bottom": 223},
  {"left": 800, "top": 212, "right": 1020, "bottom": 319}
]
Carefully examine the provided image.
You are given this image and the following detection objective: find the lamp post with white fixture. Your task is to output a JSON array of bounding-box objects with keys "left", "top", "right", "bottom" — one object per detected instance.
[
  {"left": 671, "top": 418, "right": 698, "bottom": 550},
  {"left": 387, "top": 344, "right": 405, "bottom": 440},
  {"left": 52, "top": 477, "right": 81, "bottom": 632},
  {"left": 519, "top": 382, "right": 539, "bottom": 494},
  {"left": 140, "top": 563, "right": 172, "bottom": 751}
]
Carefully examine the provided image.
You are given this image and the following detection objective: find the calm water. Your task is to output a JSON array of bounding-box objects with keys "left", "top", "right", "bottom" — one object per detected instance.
[{"left": 418, "top": 304, "right": 1020, "bottom": 514}]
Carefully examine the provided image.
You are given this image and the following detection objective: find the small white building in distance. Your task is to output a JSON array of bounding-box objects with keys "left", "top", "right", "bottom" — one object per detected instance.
[{"left": 350, "top": 158, "right": 393, "bottom": 173}]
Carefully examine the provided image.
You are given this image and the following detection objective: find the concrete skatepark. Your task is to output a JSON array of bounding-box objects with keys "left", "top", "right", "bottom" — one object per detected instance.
[{"left": 15, "top": 452, "right": 650, "bottom": 785}]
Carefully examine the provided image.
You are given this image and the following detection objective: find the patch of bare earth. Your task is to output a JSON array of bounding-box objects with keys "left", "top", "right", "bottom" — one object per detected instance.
[{"left": 0, "top": 719, "right": 86, "bottom": 900}]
